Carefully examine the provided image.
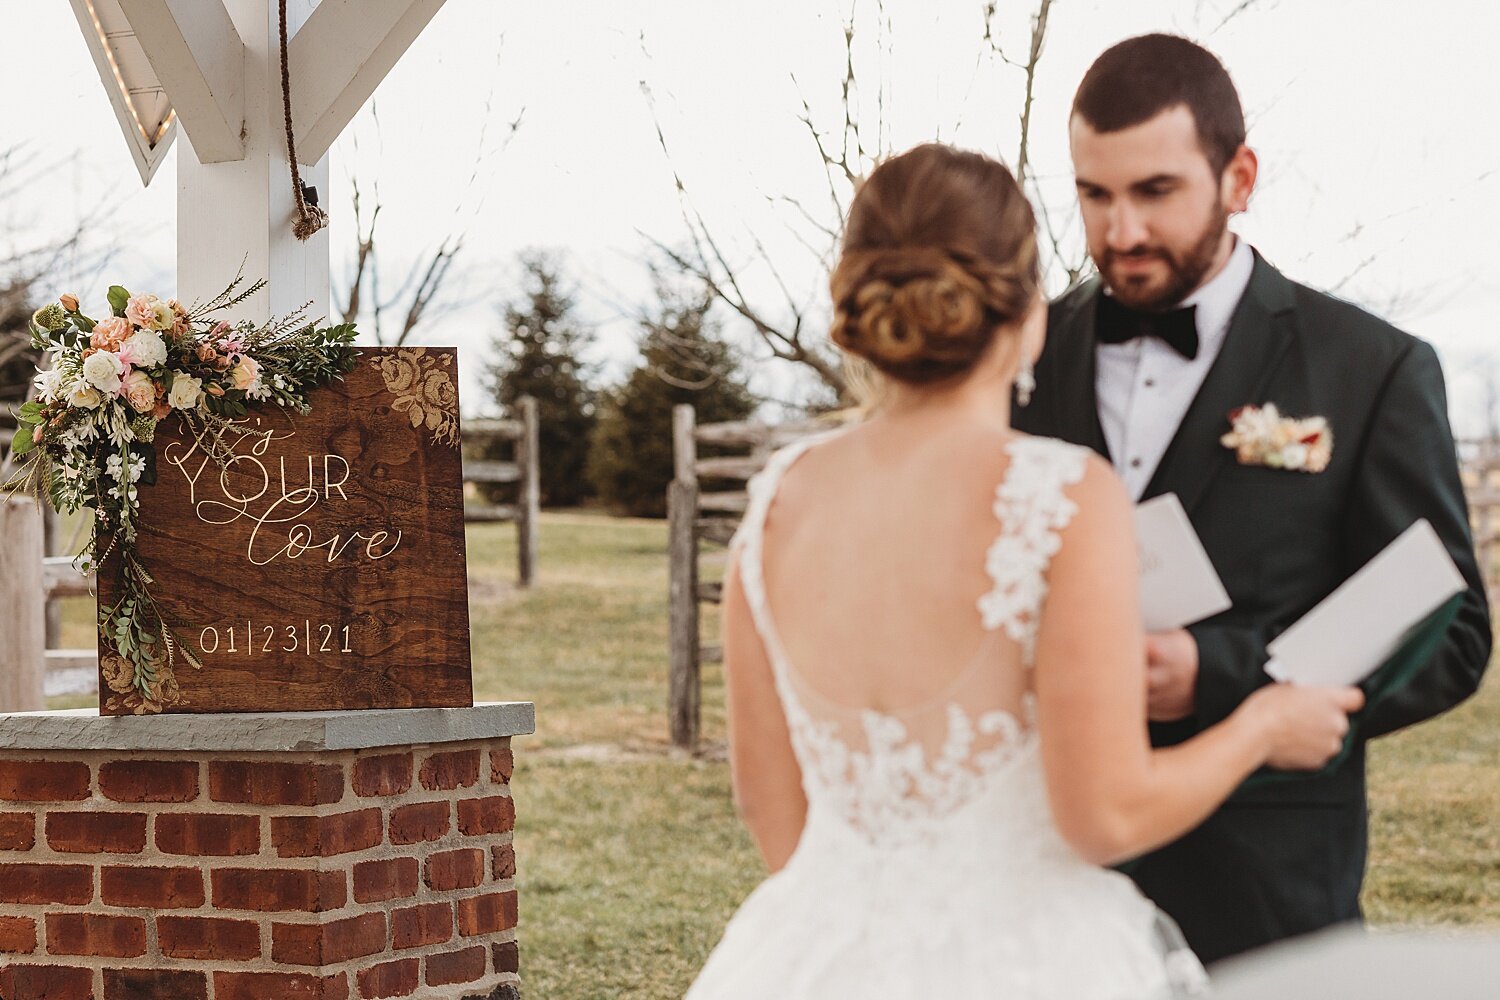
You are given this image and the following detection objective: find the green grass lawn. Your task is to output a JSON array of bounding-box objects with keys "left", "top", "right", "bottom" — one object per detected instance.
[{"left": 54, "top": 511, "right": 1500, "bottom": 999}]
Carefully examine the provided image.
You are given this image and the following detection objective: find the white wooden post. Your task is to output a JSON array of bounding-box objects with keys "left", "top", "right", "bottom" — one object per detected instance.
[
  {"left": 0, "top": 498, "right": 47, "bottom": 712},
  {"left": 175, "top": 0, "right": 328, "bottom": 321}
]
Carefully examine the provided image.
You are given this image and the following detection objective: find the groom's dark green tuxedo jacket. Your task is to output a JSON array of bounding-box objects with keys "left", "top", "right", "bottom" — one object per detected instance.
[{"left": 1013, "top": 250, "right": 1492, "bottom": 963}]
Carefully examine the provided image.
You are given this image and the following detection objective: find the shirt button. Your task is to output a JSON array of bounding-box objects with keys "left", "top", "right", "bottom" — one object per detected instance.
[
  {"left": 1144, "top": 378, "right": 1156, "bottom": 388},
  {"left": 1130, "top": 458, "right": 1143, "bottom": 469}
]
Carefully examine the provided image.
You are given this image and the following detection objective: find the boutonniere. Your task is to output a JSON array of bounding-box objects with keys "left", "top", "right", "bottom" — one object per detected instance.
[{"left": 1221, "top": 403, "right": 1332, "bottom": 473}]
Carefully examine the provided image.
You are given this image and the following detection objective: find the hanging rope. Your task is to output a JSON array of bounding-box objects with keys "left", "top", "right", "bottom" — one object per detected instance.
[{"left": 279, "top": 0, "right": 328, "bottom": 241}]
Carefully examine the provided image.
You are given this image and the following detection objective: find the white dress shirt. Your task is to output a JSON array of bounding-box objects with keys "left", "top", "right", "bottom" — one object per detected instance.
[{"left": 1096, "top": 238, "right": 1256, "bottom": 499}]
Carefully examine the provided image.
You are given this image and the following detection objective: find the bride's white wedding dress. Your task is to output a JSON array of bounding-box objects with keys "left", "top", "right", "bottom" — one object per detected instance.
[{"left": 686, "top": 434, "right": 1209, "bottom": 999}]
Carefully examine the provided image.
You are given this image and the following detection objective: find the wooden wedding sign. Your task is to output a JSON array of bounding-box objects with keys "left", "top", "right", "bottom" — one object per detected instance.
[{"left": 97, "top": 347, "right": 474, "bottom": 715}]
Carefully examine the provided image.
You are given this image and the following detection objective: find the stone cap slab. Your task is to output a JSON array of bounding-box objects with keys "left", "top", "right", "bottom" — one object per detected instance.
[{"left": 0, "top": 701, "right": 535, "bottom": 752}]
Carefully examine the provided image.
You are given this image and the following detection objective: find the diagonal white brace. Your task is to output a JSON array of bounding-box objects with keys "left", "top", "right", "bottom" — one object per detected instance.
[
  {"left": 117, "top": 0, "right": 247, "bottom": 163},
  {"left": 286, "top": 0, "right": 451, "bottom": 165}
]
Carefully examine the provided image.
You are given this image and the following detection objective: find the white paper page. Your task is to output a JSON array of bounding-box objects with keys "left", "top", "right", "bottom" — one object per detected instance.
[
  {"left": 1264, "top": 519, "right": 1465, "bottom": 686},
  {"left": 1135, "top": 493, "right": 1232, "bottom": 632}
]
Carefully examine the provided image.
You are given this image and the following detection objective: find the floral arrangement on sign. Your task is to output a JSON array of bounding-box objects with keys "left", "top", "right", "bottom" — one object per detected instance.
[{"left": 3, "top": 277, "right": 357, "bottom": 713}]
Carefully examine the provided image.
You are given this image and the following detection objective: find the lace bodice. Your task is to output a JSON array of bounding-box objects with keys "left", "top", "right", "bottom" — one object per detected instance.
[{"left": 733, "top": 432, "right": 1090, "bottom": 848}]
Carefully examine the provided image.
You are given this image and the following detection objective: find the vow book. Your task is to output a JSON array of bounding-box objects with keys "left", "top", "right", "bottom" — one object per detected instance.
[
  {"left": 1134, "top": 493, "right": 1232, "bottom": 631},
  {"left": 1264, "top": 519, "right": 1466, "bottom": 686}
]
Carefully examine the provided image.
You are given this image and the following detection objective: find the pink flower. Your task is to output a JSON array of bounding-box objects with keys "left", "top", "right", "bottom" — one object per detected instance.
[{"left": 91, "top": 316, "right": 130, "bottom": 351}]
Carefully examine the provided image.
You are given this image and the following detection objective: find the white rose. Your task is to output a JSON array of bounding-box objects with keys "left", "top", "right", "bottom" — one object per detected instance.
[
  {"left": 119, "top": 329, "right": 168, "bottom": 369},
  {"left": 33, "top": 368, "right": 63, "bottom": 403},
  {"left": 66, "top": 381, "right": 102, "bottom": 410},
  {"left": 167, "top": 372, "right": 203, "bottom": 411},
  {"left": 82, "top": 350, "right": 126, "bottom": 394}
]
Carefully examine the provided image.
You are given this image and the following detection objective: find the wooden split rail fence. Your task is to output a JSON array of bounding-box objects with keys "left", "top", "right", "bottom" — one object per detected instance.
[
  {"left": 667, "top": 405, "right": 833, "bottom": 749},
  {"left": 0, "top": 397, "right": 540, "bottom": 711}
]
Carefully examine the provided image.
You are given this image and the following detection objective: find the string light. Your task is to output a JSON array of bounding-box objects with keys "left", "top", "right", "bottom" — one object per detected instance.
[{"left": 81, "top": 0, "right": 175, "bottom": 148}]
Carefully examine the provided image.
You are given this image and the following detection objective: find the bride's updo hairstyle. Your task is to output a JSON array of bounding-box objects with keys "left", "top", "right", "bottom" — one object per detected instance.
[{"left": 830, "top": 143, "right": 1039, "bottom": 384}]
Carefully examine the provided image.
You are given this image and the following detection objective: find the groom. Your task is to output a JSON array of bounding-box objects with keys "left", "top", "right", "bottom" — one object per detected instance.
[{"left": 1013, "top": 34, "right": 1491, "bottom": 963}]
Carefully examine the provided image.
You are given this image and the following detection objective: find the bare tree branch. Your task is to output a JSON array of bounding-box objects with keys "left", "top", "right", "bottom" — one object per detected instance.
[{"left": 336, "top": 39, "right": 525, "bottom": 348}]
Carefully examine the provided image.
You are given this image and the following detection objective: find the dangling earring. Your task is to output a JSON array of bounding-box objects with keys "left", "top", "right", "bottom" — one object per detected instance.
[{"left": 1016, "top": 361, "right": 1036, "bottom": 408}]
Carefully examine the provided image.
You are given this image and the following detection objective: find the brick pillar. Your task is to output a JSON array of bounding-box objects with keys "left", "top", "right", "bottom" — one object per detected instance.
[{"left": 0, "top": 704, "right": 532, "bottom": 1000}]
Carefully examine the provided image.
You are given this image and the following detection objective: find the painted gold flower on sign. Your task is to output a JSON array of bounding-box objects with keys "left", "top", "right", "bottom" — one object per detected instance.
[
  {"left": 100, "top": 651, "right": 136, "bottom": 694},
  {"left": 373, "top": 349, "right": 460, "bottom": 448}
]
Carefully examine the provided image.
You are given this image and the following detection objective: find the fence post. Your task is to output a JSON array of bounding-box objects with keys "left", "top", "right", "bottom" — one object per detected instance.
[
  {"left": 516, "top": 396, "right": 540, "bottom": 588},
  {"left": 0, "top": 497, "right": 47, "bottom": 712},
  {"left": 668, "top": 405, "right": 700, "bottom": 750},
  {"left": 44, "top": 506, "right": 62, "bottom": 648}
]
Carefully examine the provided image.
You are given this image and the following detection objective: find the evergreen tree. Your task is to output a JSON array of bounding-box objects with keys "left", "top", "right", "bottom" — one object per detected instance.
[
  {"left": 486, "top": 252, "right": 596, "bottom": 507},
  {"left": 588, "top": 280, "right": 756, "bottom": 517}
]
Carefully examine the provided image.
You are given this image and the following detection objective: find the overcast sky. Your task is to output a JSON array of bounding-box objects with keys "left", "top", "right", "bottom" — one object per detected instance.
[{"left": 3, "top": 1, "right": 1498, "bottom": 428}]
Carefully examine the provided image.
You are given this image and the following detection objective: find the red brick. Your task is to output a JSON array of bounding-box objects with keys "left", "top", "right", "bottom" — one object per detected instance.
[
  {"left": 352, "top": 856, "right": 418, "bottom": 903},
  {"left": 457, "top": 891, "right": 518, "bottom": 937},
  {"left": 46, "top": 812, "right": 147, "bottom": 854},
  {"left": 356, "top": 958, "right": 418, "bottom": 999},
  {"left": 388, "top": 801, "right": 449, "bottom": 845},
  {"left": 390, "top": 902, "right": 453, "bottom": 950},
  {"left": 214, "top": 971, "right": 348, "bottom": 1000},
  {"left": 0, "top": 812, "right": 35, "bottom": 851},
  {"left": 273, "top": 808, "right": 383, "bottom": 858},
  {"left": 209, "top": 761, "right": 344, "bottom": 807},
  {"left": 212, "top": 868, "right": 347, "bottom": 912},
  {"left": 0, "top": 760, "right": 90, "bottom": 802},
  {"left": 0, "top": 863, "right": 92, "bottom": 904},
  {"left": 352, "top": 753, "right": 412, "bottom": 797},
  {"left": 418, "top": 750, "right": 479, "bottom": 792},
  {"left": 457, "top": 796, "right": 515, "bottom": 837},
  {"left": 98, "top": 760, "right": 199, "bottom": 803},
  {"left": 425, "top": 945, "right": 486, "bottom": 987},
  {"left": 156, "top": 813, "right": 260, "bottom": 856},
  {"left": 489, "top": 747, "right": 514, "bottom": 784},
  {"left": 0, "top": 915, "right": 37, "bottom": 954},
  {"left": 103, "top": 968, "right": 207, "bottom": 1000},
  {"left": 492, "top": 844, "right": 516, "bottom": 880},
  {"left": 424, "top": 848, "right": 485, "bottom": 892},
  {"left": 101, "top": 866, "right": 205, "bottom": 909},
  {"left": 493, "top": 940, "right": 519, "bottom": 974},
  {"left": 157, "top": 916, "right": 261, "bottom": 961},
  {"left": 0, "top": 964, "right": 94, "bottom": 1000},
  {"left": 46, "top": 913, "right": 147, "bottom": 958},
  {"left": 272, "top": 912, "right": 386, "bottom": 966}
]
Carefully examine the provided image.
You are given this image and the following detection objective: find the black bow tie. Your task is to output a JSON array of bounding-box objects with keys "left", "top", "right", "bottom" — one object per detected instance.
[{"left": 1095, "top": 294, "right": 1200, "bottom": 361}]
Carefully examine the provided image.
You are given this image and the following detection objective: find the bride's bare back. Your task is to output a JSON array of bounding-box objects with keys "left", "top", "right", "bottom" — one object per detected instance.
[{"left": 762, "top": 418, "right": 1032, "bottom": 718}]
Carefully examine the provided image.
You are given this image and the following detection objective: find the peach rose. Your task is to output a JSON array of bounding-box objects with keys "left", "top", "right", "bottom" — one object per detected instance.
[
  {"left": 121, "top": 370, "right": 157, "bottom": 413},
  {"left": 125, "top": 293, "right": 160, "bottom": 329},
  {"left": 91, "top": 316, "right": 130, "bottom": 351}
]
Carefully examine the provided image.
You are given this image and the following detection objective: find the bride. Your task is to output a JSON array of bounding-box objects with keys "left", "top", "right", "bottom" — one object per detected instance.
[{"left": 685, "top": 143, "right": 1362, "bottom": 999}]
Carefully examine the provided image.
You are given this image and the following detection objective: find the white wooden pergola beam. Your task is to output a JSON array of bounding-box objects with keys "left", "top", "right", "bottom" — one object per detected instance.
[
  {"left": 66, "top": 0, "right": 179, "bottom": 185},
  {"left": 287, "top": 0, "right": 450, "bottom": 165},
  {"left": 118, "top": 0, "right": 246, "bottom": 163}
]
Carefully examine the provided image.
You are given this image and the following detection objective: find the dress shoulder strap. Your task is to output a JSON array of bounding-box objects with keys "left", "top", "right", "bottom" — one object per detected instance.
[{"left": 976, "top": 437, "right": 1091, "bottom": 664}]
